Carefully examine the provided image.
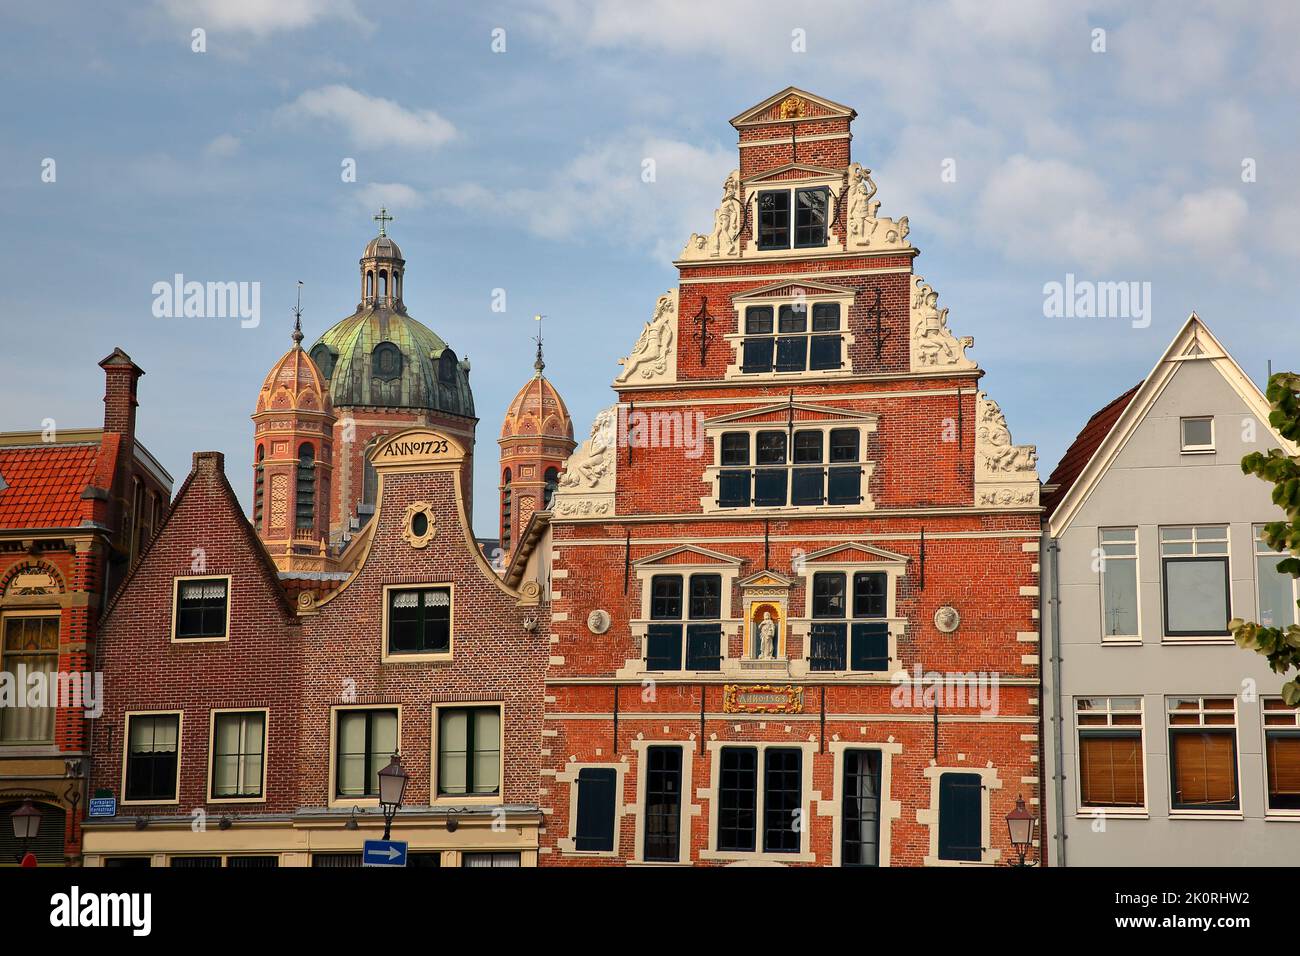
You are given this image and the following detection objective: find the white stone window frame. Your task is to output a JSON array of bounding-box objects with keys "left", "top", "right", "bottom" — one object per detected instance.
[
  {"left": 917, "top": 761, "right": 1004, "bottom": 867},
  {"left": 556, "top": 758, "right": 628, "bottom": 859},
  {"left": 821, "top": 739, "right": 904, "bottom": 867},
  {"left": 724, "top": 287, "right": 856, "bottom": 382},
  {"left": 627, "top": 560, "right": 743, "bottom": 677},
  {"left": 699, "top": 739, "right": 818, "bottom": 864},
  {"left": 699, "top": 418, "right": 877, "bottom": 516},
  {"left": 741, "top": 171, "right": 843, "bottom": 260},
  {"left": 1260, "top": 697, "right": 1300, "bottom": 819},
  {"left": 120, "top": 710, "right": 185, "bottom": 808},
  {"left": 1254, "top": 524, "right": 1299, "bottom": 629},
  {"left": 1165, "top": 694, "right": 1243, "bottom": 818},
  {"left": 206, "top": 707, "right": 271, "bottom": 805},
  {"left": 1179, "top": 415, "right": 1215, "bottom": 454},
  {"left": 629, "top": 739, "right": 698, "bottom": 865},
  {"left": 793, "top": 557, "right": 906, "bottom": 677},
  {"left": 1072, "top": 695, "right": 1148, "bottom": 819},
  {"left": 1158, "top": 525, "right": 1232, "bottom": 644},
  {"left": 1098, "top": 526, "right": 1141, "bottom": 644}
]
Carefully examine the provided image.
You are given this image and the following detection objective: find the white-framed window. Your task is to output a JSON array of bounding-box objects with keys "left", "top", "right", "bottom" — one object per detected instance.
[
  {"left": 331, "top": 705, "right": 399, "bottom": 805},
  {"left": 1262, "top": 698, "right": 1300, "bottom": 815},
  {"left": 0, "top": 611, "right": 59, "bottom": 744},
  {"left": 122, "top": 711, "right": 183, "bottom": 805},
  {"left": 381, "top": 583, "right": 453, "bottom": 662},
  {"left": 171, "top": 575, "right": 230, "bottom": 642},
  {"left": 1075, "top": 697, "right": 1146, "bottom": 812},
  {"left": 644, "top": 573, "right": 723, "bottom": 672},
  {"left": 1098, "top": 528, "right": 1140, "bottom": 641},
  {"left": 432, "top": 702, "right": 502, "bottom": 802},
  {"left": 1159, "top": 526, "right": 1230, "bottom": 639},
  {"left": 1179, "top": 416, "right": 1215, "bottom": 453},
  {"left": 739, "top": 302, "right": 844, "bottom": 374},
  {"left": 1254, "top": 525, "right": 1298, "bottom": 629},
  {"left": 208, "top": 709, "right": 268, "bottom": 802},
  {"left": 1166, "top": 696, "right": 1239, "bottom": 813},
  {"left": 755, "top": 186, "right": 831, "bottom": 251}
]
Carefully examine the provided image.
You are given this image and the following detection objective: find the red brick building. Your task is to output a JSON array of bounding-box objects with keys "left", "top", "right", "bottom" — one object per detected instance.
[
  {"left": 0, "top": 349, "right": 171, "bottom": 865},
  {"left": 539, "top": 89, "right": 1044, "bottom": 867}
]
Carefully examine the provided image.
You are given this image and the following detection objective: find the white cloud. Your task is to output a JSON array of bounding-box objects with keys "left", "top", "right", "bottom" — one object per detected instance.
[
  {"left": 1158, "top": 187, "right": 1249, "bottom": 252},
  {"left": 282, "top": 85, "right": 457, "bottom": 151},
  {"left": 157, "top": 0, "right": 361, "bottom": 37},
  {"left": 356, "top": 182, "right": 427, "bottom": 213},
  {"left": 439, "top": 134, "right": 732, "bottom": 260},
  {"left": 203, "top": 133, "right": 241, "bottom": 158}
]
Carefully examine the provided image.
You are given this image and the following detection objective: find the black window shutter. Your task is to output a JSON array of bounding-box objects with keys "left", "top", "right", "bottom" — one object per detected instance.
[
  {"left": 938, "top": 772, "right": 982, "bottom": 862},
  {"left": 646, "top": 624, "right": 684, "bottom": 671},
  {"left": 574, "top": 768, "right": 617, "bottom": 852},
  {"left": 849, "top": 622, "right": 889, "bottom": 671}
]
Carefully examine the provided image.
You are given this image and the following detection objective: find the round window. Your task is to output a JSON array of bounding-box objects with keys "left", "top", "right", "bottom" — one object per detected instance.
[{"left": 411, "top": 511, "right": 429, "bottom": 538}]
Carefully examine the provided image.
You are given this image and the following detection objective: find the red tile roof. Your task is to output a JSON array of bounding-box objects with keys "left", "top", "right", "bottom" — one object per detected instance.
[
  {"left": 1042, "top": 381, "right": 1144, "bottom": 517},
  {"left": 0, "top": 442, "right": 102, "bottom": 530}
]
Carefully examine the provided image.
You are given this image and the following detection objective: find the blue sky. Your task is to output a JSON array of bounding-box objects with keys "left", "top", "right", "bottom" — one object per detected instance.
[{"left": 2, "top": 1, "right": 1297, "bottom": 536}]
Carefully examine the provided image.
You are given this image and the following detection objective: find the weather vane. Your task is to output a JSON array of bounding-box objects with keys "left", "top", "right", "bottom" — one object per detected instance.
[
  {"left": 291, "top": 280, "right": 304, "bottom": 345},
  {"left": 533, "top": 313, "right": 546, "bottom": 374},
  {"left": 373, "top": 207, "right": 393, "bottom": 237}
]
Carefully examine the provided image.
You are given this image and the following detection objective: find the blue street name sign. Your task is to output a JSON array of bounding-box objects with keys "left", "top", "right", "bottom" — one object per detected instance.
[{"left": 362, "top": 839, "right": 408, "bottom": 867}]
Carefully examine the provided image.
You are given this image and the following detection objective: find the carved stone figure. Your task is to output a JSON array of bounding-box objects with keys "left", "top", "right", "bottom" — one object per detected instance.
[
  {"left": 757, "top": 612, "right": 778, "bottom": 660},
  {"left": 976, "top": 393, "right": 1037, "bottom": 474},
  {"left": 616, "top": 291, "right": 677, "bottom": 384},
  {"left": 681, "top": 170, "right": 744, "bottom": 260},
  {"left": 910, "top": 276, "right": 975, "bottom": 370},
  {"left": 557, "top": 408, "right": 617, "bottom": 490},
  {"left": 846, "top": 163, "right": 910, "bottom": 250}
]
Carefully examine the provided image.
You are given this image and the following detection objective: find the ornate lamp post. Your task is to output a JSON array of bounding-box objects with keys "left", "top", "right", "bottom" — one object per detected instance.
[
  {"left": 11, "top": 799, "right": 41, "bottom": 865},
  {"left": 1005, "top": 794, "right": 1036, "bottom": 867},
  {"left": 377, "top": 755, "right": 409, "bottom": 841}
]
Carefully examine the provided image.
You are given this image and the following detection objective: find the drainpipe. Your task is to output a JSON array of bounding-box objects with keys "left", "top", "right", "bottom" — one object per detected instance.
[{"left": 1046, "top": 534, "right": 1067, "bottom": 868}]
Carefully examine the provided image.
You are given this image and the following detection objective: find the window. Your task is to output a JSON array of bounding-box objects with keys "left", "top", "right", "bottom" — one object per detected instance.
[
  {"left": 937, "top": 772, "right": 982, "bottom": 862},
  {"left": 1255, "top": 525, "right": 1298, "bottom": 628},
  {"left": 309, "top": 343, "right": 335, "bottom": 379},
  {"left": 371, "top": 341, "right": 402, "bottom": 380},
  {"left": 1160, "top": 526, "right": 1230, "bottom": 638},
  {"left": 0, "top": 614, "right": 58, "bottom": 743},
  {"left": 501, "top": 470, "right": 512, "bottom": 552},
  {"left": 436, "top": 705, "right": 501, "bottom": 797},
  {"left": 253, "top": 446, "right": 265, "bottom": 527},
  {"left": 170, "top": 856, "right": 221, "bottom": 868},
  {"left": 124, "top": 713, "right": 180, "bottom": 803},
  {"left": 296, "top": 443, "right": 315, "bottom": 529},
  {"left": 762, "top": 748, "right": 802, "bottom": 853},
  {"left": 756, "top": 187, "right": 829, "bottom": 250},
  {"left": 573, "top": 767, "right": 617, "bottom": 852},
  {"left": 1263, "top": 699, "right": 1300, "bottom": 812},
  {"left": 644, "top": 574, "right": 722, "bottom": 672},
  {"left": 386, "top": 587, "right": 451, "bottom": 656},
  {"left": 1075, "top": 697, "right": 1144, "bottom": 809},
  {"left": 809, "top": 571, "right": 889, "bottom": 672},
  {"left": 312, "top": 853, "right": 362, "bottom": 868},
  {"left": 1166, "top": 697, "right": 1239, "bottom": 811},
  {"left": 335, "top": 708, "right": 397, "bottom": 799},
  {"left": 462, "top": 852, "right": 520, "bottom": 867},
  {"left": 644, "top": 746, "right": 683, "bottom": 862},
  {"left": 1180, "top": 416, "right": 1214, "bottom": 452},
  {"left": 210, "top": 711, "right": 266, "bottom": 800},
  {"left": 543, "top": 467, "right": 559, "bottom": 509},
  {"left": 717, "top": 427, "right": 861, "bottom": 508},
  {"left": 1099, "top": 528, "right": 1139, "bottom": 640},
  {"left": 173, "top": 577, "right": 228, "bottom": 640},
  {"left": 740, "top": 303, "right": 842, "bottom": 375},
  {"left": 717, "top": 747, "right": 758, "bottom": 852},
  {"left": 842, "top": 750, "right": 882, "bottom": 867}
]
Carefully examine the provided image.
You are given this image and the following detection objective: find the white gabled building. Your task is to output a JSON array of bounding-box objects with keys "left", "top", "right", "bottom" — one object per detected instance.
[{"left": 1041, "top": 314, "right": 1300, "bottom": 866}]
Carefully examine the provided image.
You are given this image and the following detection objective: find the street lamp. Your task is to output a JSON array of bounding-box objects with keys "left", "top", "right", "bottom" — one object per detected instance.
[
  {"left": 1005, "top": 794, "right": 1036, "bottom": 867},
  {"left": 377, "top": 754, "right": 409, "bottom": 841},
  {"left": 11, "top": 799, "right": 41, "bottom": 865}
]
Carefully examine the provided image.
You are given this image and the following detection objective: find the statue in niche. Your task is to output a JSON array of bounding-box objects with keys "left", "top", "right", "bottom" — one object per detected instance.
[{"left": 751, "top": 603, "right": 781, "bottom": 660}]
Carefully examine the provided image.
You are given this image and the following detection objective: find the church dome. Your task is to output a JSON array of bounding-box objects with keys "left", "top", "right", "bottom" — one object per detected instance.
[
  {"left": 500, "top": 344, "right": 574, "bottom": 441},
  {"left": 255, "top": 339, "right": 331, "bottom": 416},
  {"left": 306, "top": 220, "right": 475, "bottom": 418}
]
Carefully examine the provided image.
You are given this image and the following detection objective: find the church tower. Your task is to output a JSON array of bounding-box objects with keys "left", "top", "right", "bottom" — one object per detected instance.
[
  {"left": 498, "top": 330, "right": 575, "bottom": 560},
  {"left": 251, "top": 297, "right": 336, "bottom": 571}
]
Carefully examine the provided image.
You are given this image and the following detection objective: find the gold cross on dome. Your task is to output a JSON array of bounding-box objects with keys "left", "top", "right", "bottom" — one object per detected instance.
[{"left": 373, "top": 207, "right": 393, "bottom": 237}]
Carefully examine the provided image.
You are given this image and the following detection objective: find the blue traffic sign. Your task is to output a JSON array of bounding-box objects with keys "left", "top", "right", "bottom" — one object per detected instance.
[
  {"left": 362, "top": 839, "right": 408, "bottom": 867},
  {"left": 88, "top": 797, "right": 117, "bottom": 818}
]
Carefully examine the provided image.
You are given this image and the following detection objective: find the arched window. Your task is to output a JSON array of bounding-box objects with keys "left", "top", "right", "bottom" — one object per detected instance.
[
  {"left": 372, "top": 342, "right": 402, "bottom": 381},
  {"left": 309, "top": 344, "right": 335, "bottom": 380},
  {"left": 543, "top": 467, "right": 559, "bottom": 509},
  {"left": 380, "top": 270, "right": 389, "bottom": 298},
  {"left": 366, "top": 271, "right": 374, "bottom": 299},
  {"left": 296, "top": 443, "right": 315, "bottom": 529},
  {"left": 438, "top": 350, "right": 458, "bottom": 384},
  {"left": 501, "top": 469, "right": 513, "bottom": 552},
  {"left": 362, "top": 436, "right": 382, "bottom": 511},
  {"left": 254, "top": 445, "right": 265, "bottom": 527}
]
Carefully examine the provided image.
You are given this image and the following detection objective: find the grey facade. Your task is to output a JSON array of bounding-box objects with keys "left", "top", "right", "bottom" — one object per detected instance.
[{"left": 1042, "top": 316, "right": 1300, "bottom": 866}]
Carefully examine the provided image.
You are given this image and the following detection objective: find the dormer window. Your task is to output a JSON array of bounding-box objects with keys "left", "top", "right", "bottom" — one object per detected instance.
[
  {"left": 371, "top": 342, "right": 402, "bottom": 381},
  {"left": 757, "top": 188, "right": 829, "bottom": 250}
]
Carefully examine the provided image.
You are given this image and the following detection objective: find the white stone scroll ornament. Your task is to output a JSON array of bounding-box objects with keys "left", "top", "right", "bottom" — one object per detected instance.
[
  {"left": 974, "top": 391, "right": 1040, "bottom": 508},
  {"left": 680, "top": 170, "right": 744, "bottom": 260},
  {"left": 845, "top": 163, "right": 910, "bottom": 250},
  {"left": 910, "top": 275, "right": 976, "bottom": 372},
  {"left": 551, "top": 407, "right": 618, "bottom": 519},
  {"left": 615, "top": 290, "right": 677, "bottom": 385}
]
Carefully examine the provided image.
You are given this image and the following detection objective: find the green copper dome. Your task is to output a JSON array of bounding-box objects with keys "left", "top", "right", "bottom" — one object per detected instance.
[{"left": 306, "top": 229, "right": 475, "bottom": 418}]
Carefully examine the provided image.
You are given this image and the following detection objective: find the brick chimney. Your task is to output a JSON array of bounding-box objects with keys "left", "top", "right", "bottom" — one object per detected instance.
[
  {"left": 99, "top": 347, "right": 144, "bottom": 449},
  {"left": 192, "top": 450, "right": 225, "bottom": 477}
]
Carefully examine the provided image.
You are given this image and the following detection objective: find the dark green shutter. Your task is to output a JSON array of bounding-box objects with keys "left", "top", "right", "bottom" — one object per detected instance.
[
  {"left": 938, "top": 772, "right": 982, "bottom": 862},
  {"left": 574, "top": 768, "right": 617, "bottom": 852}
]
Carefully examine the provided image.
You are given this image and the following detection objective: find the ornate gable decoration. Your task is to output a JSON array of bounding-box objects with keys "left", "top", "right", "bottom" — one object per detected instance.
[
  {"left": 704, "top": 401, "right": 878, "bottom": 430},
  {"left": 974, "top": 391, "right": 1039, "bottom": 509},
  {"left": 845, "top": 163, "right": 911, "bottom": 251},
  {"left": 635, "top": 545, "right": 745, "bottom": 568},
  {"left": 616, "top": 290, "right": 678, "bottom": 385},
  {"left": 680, "top": 170, "right": 744, "bottom": 261},
  {"left": 910, "top": 275, "right": 976, "bottom": 372},
  {"left": 729, "top": 88, "right": 856, "bottom": 128},
  {"left": 552, "top": 407, "right": 617, "bottom": 520},
  {"left": 798, "top": 542, "right": 909, "bottom": 567}
]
